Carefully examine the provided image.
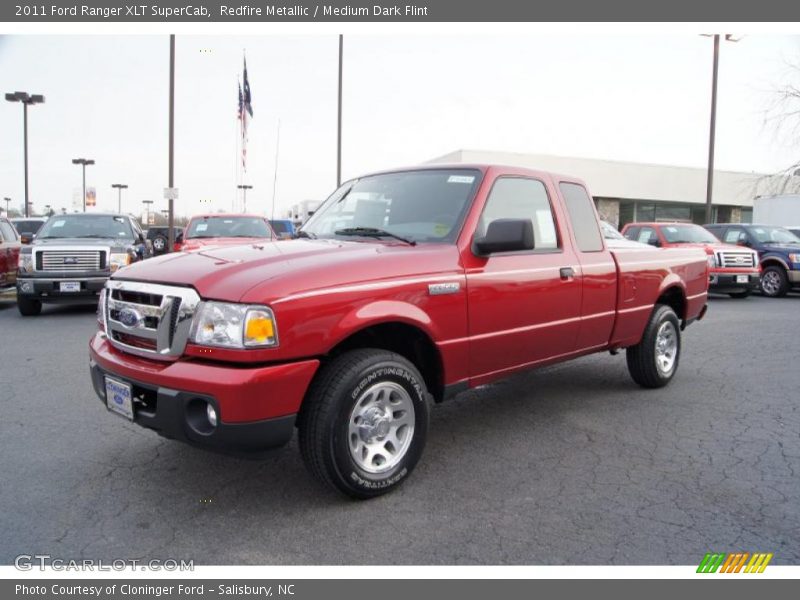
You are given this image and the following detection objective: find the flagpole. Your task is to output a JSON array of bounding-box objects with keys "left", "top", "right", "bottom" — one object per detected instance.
[{"left": 271, "top": 119, "right": 281, "bottom": 222}]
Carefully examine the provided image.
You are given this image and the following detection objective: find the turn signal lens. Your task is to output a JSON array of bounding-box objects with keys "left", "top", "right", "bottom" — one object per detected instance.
[{"left": 244, "top": 309, "right": 278, "bottom": 347}]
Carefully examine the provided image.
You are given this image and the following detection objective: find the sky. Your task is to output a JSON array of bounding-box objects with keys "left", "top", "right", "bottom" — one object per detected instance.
[{"left": 1, "top": 33, "right": 800, "bottom": 219}]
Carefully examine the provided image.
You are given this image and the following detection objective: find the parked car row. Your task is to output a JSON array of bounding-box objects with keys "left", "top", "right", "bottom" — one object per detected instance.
[{"left": 621, "top": 223, "right": 760, "bottom": 299}]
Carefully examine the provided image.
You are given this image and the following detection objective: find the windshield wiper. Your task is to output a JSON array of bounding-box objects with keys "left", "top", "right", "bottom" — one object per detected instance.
[
  {"left": 334, "top": 227, "right": 416, "bottom": 246},
  {"left": 295, "top": 230, "right": 317, "bottom": 239}
]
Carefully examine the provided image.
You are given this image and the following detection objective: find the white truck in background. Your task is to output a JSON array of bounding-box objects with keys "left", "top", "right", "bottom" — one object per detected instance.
[{"left": 753, "top": 194, "right": 800, "bottom": 228}]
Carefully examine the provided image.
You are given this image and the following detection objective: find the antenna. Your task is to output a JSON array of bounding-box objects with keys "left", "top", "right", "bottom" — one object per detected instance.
[{"left": 271, "top": 119, "right": 281, "bottom": 221}]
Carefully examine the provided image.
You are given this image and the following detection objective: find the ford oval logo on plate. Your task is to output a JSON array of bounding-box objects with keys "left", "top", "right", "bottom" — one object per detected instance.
[{"left": 118, "top": 307, "right": 143, "bottom": 328}]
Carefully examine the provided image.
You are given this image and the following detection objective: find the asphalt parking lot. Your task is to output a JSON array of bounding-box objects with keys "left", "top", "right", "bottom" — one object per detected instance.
[{"left": 0, "top": 291, "right": 798, "bottom": 565}]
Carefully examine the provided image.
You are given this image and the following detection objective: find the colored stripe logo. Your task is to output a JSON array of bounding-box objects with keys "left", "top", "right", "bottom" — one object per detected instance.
[{"left": 697, "top": 552, "right": 773, "bottom": 573}]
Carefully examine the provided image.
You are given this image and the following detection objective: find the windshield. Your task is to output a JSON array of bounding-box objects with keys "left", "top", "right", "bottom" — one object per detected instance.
[
  {"left": 660, "top": 224, "right": 718, "bottom": 244},
  {"left": 748, "top": 226, "right": 800, "bottom": 244},
  {"left": 37, "top": 215, "right": 134, "bottom": 239},
  {"left": 186, "top": 216, "right": 273, "bottom": 239},
  {"left": 300, "top": 169, "right": 482, "bottom": 243},
  {"left": 269, "top": 220, "right": 292, "bottom": 234},
  {"left": 600, "top": 221, "right": 624, "bottom": 240},
  {"left": 12, "top": 220, "right": 45, "bottom": 235}
]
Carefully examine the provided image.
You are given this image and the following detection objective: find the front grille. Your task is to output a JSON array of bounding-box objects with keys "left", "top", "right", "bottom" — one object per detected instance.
[
  {"left": 40, "top": 250, "right": 104, "bottom": 272},
  {"left": 717, "top": 251, "right": 756, "bottom": 268},
  {"left": 103, "top": 280, "right": 201, "bottom": 361}
]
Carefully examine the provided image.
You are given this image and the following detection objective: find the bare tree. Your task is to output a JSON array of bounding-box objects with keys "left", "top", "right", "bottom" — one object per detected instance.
[{"left": 762, "top": 57, "right": 800, "bottom": 194}]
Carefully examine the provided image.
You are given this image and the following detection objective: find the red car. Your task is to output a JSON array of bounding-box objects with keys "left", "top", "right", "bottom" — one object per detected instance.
[
  {"left": 621, "top": 222, "right": 760, "bottom": 298},
  {"left": 0, "top": 217, "right": 21, "bottom": 291},
  {"left": 181, "top": 214, "right": 274, "bottom": 252},
  {"left": 90, "top": 165, "right": 708, "bottom": 497}
]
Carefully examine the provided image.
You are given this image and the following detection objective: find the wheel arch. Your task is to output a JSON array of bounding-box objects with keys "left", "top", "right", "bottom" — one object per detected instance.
[{"left": 323, "top": 319, "right": 445, "bottom": 403}]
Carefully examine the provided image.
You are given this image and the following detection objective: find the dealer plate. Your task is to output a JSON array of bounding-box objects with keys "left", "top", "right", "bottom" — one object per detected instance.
[
  {"left": 60, "top": 281, "right": 81, "bottom": 292},
  {"left": 105, "top": 377, "right": 133, "bottom": 420},
  {"left": 736, "top": 275, "right": 749, "bottom": 284}
]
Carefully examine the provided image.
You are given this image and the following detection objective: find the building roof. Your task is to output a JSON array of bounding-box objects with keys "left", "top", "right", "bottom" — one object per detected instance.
[{"left": 428, "top": 149, "right": 777, "bottom": 207}]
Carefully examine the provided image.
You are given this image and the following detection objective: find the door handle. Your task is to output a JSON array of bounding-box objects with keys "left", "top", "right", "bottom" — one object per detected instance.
[{"left": 559, "top": 267, "right": 575, "bottom": 280}]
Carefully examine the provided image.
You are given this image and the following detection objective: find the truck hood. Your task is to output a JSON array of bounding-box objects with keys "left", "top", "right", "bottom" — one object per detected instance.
[
  {"left": 113, "top": 239, "right": 460, "bottom": 302},
  {"left": 181, "top": 236, "right": 271, "bottom": 252},
  {"left": 760, "top": 242, "right": 800, "bottom": 251},
  {"left": 32, "top": 237, "right": 134, "bottom": 249},
  {"left": 669, "top": 242, "right": 752, "bottom": 255}
]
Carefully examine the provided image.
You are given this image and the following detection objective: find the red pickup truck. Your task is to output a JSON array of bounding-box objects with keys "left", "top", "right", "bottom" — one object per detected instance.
[{"left": 89, "top": 165, "right": 708, "bottom": 498}]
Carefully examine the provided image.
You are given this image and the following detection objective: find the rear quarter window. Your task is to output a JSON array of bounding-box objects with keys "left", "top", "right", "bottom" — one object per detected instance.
[{"left": 559, "top": 182, "right": 603, "bottom": 252}]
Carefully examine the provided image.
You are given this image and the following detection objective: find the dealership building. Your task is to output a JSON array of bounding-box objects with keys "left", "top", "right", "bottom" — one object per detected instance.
[{"left": 429, "top": 149, "right": 775, "bottom": 228}]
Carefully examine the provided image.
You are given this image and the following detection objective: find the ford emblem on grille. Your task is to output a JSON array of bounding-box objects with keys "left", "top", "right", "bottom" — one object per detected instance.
[
  {"left": 63, "top": 257, "right": 78, "bottom": 265},
  {"left": 118, "top": 307, "right": 144, "bottom": 328}
]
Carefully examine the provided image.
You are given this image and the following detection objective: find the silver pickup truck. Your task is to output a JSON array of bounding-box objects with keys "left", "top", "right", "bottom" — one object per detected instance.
[{"left": 16, "top": 213, "right": 150, "bottom": 316}]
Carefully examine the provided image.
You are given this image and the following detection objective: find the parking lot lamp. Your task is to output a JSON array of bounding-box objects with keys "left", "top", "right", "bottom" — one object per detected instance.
[
  {"left": 3, "top": 197, "right": 10, "bottom": 215},
  {"left": 703, "top": 34, "right": 740, "bottom": 224},
  {"left": 5, "top": 91, "right": 45, "bottom": 218},
  {"left": 111, "top": 184, "right": 128, "bottom": 214},
  {"left": 71, "top": 158, "right": 95, "bottom": 212}
]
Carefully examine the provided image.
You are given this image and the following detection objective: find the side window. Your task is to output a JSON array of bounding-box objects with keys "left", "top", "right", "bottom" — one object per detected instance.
[
  {"left": 0, "top": 221, "right": 17, "bottom": 242},
  {"left": 723, "top": 228, "right": 744, "bottom": 244},
  {"left": 559, "top": 183, "right": 603, "bottom": 252},
  {"left": 479, "top": 177, "right": 558, "bottom": 250},
  {"left": 637, "top": 227, "right": 658, "bottom": 245},
  {"left": 623, "top": 226, "right": 640, "bottom": 240}
]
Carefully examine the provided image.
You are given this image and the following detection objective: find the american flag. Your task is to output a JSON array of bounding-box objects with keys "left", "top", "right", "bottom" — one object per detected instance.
[{"left": 238, "top": 57, "right": 253, "bottom": 171}]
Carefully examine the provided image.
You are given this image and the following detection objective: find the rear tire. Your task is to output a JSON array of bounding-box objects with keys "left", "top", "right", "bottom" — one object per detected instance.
[
  {"left": 152, "top": 235, "right": 167, "bottom": 254},
  {"left": 298, "top": 349, "right": 430, "bottom": 499},
  {"left": 626, "top": 304, "right": 681, "bottom": 388},
  {"left": 760, "top": 266, "right": 789, "bottom": 298},
  {"left": 728, "top": 290, "right": 751, "bottom": 299},
  {"left": 17, "top": 296, "right": 42, "bottom": 316}
]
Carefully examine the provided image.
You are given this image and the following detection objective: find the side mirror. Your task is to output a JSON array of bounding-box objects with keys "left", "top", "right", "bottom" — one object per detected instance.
[
  {"left": 474, "top": 219, "right": 535, "bottom": 256},
  {"left": 737, "top": 238, "right": 750, "bottom": 247},
  {"left": 647, "top": 238, "right": 661, "bottom": 247},
  {"left": 20, "top": 233, "right": 33, "bottom": 244}
]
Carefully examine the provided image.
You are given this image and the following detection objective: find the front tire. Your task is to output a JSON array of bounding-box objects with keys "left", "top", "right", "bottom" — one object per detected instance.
[
  {"left": 760, "top": 266, "right": 789, "bottom": 298},
  {"left": 298, "top": 349, "right": 430, "bottom": 499},
  {"left": 17, "top": 296, "right": 42, "bottom": 316},
  {"left": 626, "top": 304, "right": 681, "bottom": 388}
]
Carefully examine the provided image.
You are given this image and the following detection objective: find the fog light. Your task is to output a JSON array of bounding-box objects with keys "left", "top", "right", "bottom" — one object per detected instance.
[{"left": 206, "top": 403, "right": 218, "bottom": 428}]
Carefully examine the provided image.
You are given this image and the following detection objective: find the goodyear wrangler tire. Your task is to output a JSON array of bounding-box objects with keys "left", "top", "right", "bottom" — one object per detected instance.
[
  {"left": 298, "top": 349, "right": 430, "bottom": 499},
  {"left": 626, "top": 304, "right": 681, "bottom": 389}
]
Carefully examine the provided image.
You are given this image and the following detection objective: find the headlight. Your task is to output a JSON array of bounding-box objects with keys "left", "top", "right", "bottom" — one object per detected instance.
[
  {"left": 190, "top": 302, "right": 278, "bottom": 349},
  {"left": 789, "top": 253, "right": 800, "bottom": 264},
  {"left": 18, "top": 253, "right": 33, "bottom": 274},
  {"left": 109, "top": 252, "right": 132, "bottom": 272},
  {"left": 707, "top": 254, "right": 717, "bottom": 268},
  {"left": 97, "top": 287, "right": 106, "bottom": 330}
]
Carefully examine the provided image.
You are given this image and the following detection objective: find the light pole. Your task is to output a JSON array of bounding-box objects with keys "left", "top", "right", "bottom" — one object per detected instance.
[
  {"left": 3, "top": 197, "right": 10, "bottom": 216},
  {"left": 704, "top": 34, "right": 740, "bottom": 224},
  {"left": 337, "top": 34, "right": 343, "bottom": 187},
  {"left": 72, "top": 158, "right": 95, "bottom": 212},
  {"left": 237, "top": 184, "right": 253, "bottom": 213},
  {"left": 168, "top": 34, "right": 176, "bottom": 253},
  {"left": 5, "top": 91, "right": 45, "bottom": 218},
  {"left": 44, "top": 204, "right": 52, "bottom": 217},
  {"left": 142, "top": 200, "right": 154, "bottom": 227},
  {"left": 111, "top": 183, "right": 128, "bottom": 214}
]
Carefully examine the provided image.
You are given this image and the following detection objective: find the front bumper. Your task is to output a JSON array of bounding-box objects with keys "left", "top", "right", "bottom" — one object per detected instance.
[
  {"left": 788, "top": 269, "right": 800, "bottom": 284},
  {"left": 709, "top": 272, "right": 760, "bottom": 293},
  {"left": 17, "top": 275, "right": 107, "bottom": 302},
  {"left": 89, "top": 332, "right": 320, "bottom": 456}
]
